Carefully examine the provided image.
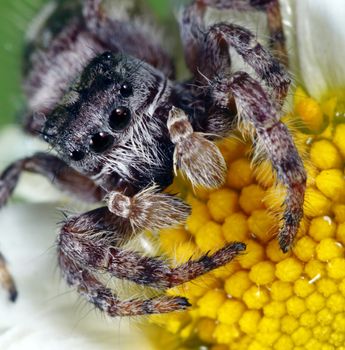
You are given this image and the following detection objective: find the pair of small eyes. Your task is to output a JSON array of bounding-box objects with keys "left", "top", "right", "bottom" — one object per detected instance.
[{"left": 70, "top": 83, "right": 132, "bottom": 161}]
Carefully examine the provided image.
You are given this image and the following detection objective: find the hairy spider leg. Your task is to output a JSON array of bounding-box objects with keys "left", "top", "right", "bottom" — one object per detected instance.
[
  {"left": 58, "top": 207, "right": 246, "bottom": 315},
  {"left": 193, "top": 0, "right": 288, "bottom": 65},
  {"left": 179, "top": 2, "right": 230, "bottom": 78},
  {"left": 59, "top": 253, "right": 190, "bottom": 316},
  {"left": 213, "top": 71, "right": 306, "bottom": 252},
  {"left": 265, "top": 0, "right": 288, "bottom": 66},
  {"left": 180, "top": 2, "right": 290, "bottom": 104},
  {"left": 0, "top": 153, "right": 105, "bottom": 209},
  {"left": 83, "top": 0, "right": 174, "bottom": 78}
]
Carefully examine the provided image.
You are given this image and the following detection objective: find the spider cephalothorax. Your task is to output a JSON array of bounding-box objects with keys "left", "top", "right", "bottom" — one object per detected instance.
[{"left": 0, "top": 0, "right": 305, "bottom": 316}]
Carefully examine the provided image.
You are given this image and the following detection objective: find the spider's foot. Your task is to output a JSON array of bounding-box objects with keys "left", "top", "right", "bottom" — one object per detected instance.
[
  {"left": 278, "top": 229, "right": 298, "bottom": 253},
  {"left": 278, "top": 210, "right": 303, "bottom": 253},
  {"left": 208, "top": 241, "right": 247, "bottom": 266},
  {"left": 167, "top": 242, "right": 247, "bottom": 288},
  {"left": 0, "top": 253, "right": 18, "bottom": 302},
  {"left": 0, "top": 160, "right": 24, "bottom": 209},
  {"left": 278, "top": 233, "right": 291, "bottom": 253}
]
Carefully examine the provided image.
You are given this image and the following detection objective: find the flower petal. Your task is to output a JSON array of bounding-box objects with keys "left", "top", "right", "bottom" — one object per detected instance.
[{"left": 295, "top": 0, "right": 345, "bottom": 99}]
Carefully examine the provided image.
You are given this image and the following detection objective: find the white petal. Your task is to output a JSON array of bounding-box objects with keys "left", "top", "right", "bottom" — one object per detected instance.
[
  {"left": 295, "top": 0, "right": 345, "bottom": 99},
  {"left": 0, "top": 204, "right": 154, "bottom": 350}
]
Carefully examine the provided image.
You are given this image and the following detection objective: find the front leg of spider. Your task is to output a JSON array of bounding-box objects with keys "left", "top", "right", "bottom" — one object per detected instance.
[
  {"left": 58, "top": 207, "right": 246, "bottom": 316},
  {"left": 213, "top": 72, "right": 306, "bottom": 252},
  {"left": 167, "top": 107, "right": 227, "bottom": 189}
]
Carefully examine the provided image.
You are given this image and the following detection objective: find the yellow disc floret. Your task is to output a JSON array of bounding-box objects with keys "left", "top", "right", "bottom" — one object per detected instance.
[
  {"left": 197, "top": 289, "right": 227, "bottom": 319},
  {"left": 275, "top": 258, "right": 303, "bottom": 282},
  {"left": 304, "top": 188, "right": 332, "bottom": 217},
  {"left": 316, "top": 169, "right": 345, "bottom": 201},
  {"left": 295, "top": 87, "right": 324, "bottom": 132},
  {"left": 310, "top": 139, "right": 342, "bottom": 170},
  {"left": 222, "top": 212, "right": 249, "bottom": 242},
  {"left": 217, "top": 299, "right": 246, "bottom": 325},
  {"left": 239, "top": 184, "right": 266, "bottom": 214},
  {"left": 249, "top": 261, "right": 275, "bottom": 285},
  {"left": 227, "top": 157, "right": 254, "bottom": 189},
  {"left": 150, "top": 89, "right": 345, "bottom": 350},
  {"left": 309, "top": 216, "right": 336, "bottom": 241},
  {"left": 333, "top": 124, "right": 345, "bottom": 158},
  {"left": 224, "top": 270, "right": 252, "bottom": 298},
  {"left": 207, "top": 188, "right": 239, "bottom": 222}
]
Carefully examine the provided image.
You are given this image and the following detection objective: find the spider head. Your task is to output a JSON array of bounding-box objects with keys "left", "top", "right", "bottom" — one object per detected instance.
[{"left": 42, "top": 52, "right": 174, "bottom": 189}]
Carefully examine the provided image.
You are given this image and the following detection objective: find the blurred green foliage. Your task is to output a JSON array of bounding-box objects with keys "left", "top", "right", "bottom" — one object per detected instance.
[{"left": 0, "top": 0, "right": 171, "bottom": 127}]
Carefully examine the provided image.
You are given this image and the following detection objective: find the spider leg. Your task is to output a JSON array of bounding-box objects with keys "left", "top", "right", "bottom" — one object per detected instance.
[
  {"left": 265, "top": 0, "right": 288, "bottom": 66},
  {"left": 0, "top": 152, "right": 105, "bottom": 208},
  {"left": 179, "top": 2, "right": 230, "bottom": 78},
  {"left": 83, "top": 0, "right": 174, "bottom": 78},
  {"left": 179, "top": 3, "right": 290, "bottom": 103},
  {"left": 195, "top": 0, "right": 288, "bottom": 65},
  {"left": 58, "top": 253, "right": 190, "bottom": 316},
  {"left": 167, "top": 107, "right": 227, "bottom": 189},
  {"left": 207, "top": 23, "right": 290, "bottom": 103},
  {"left": 0, "top": 253, "right": 17, "bottom": 302},
  {"left": 213, "top": 71, "right": 306, "bottom": 252},
  {"left": 58, "top": 208, "right": 245, "bottom": 315}
]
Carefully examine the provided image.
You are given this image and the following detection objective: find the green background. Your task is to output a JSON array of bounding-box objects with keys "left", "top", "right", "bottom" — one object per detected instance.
[{"left": 0, "top": 0, "right": 171, "bottom": 127}]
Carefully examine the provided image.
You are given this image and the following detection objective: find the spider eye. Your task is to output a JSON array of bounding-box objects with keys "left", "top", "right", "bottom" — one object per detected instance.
[
  {"left": 101, "top": 51, "right": 113, "bottom": 60},
  {"left": 120, "top": 83, "right": 133, "bottom": 97},
  {"left": 90, "top": 132, "right": 114, "bottom": 153},
  {"left": 70, "top": 149, "right": 85, "bottom": 161},
  {"left": 109, "top": 106, "right": 131, "bottom": 130}
]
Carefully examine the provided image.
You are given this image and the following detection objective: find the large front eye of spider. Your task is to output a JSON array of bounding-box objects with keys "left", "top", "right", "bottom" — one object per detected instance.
[
  {"left": 89, "top": 132, "right": 114, "bottom": 153},
  {"left": 109, "top": 106, "right": 131, "bottom": 131}
]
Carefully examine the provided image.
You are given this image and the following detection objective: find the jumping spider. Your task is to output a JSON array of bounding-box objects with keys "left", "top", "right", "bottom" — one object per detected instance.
[{"left": 0, "top": 0, "right": 306, "bottom": 316}]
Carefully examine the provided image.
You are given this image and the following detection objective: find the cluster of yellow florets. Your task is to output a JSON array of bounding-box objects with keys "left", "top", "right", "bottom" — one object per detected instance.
[{"left": 150, "top": 88, "right": 345, "bottom": 350}]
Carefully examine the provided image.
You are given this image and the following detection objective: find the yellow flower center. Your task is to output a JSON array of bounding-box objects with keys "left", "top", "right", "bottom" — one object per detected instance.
[{"left": 150, "top": 87, "right": 345, "bottom": 350}]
